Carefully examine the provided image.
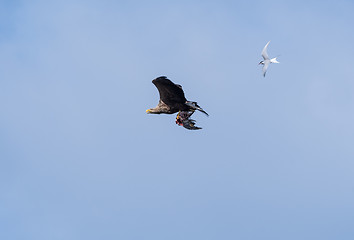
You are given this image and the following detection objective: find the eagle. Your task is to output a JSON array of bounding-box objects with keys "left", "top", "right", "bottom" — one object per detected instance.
[{"left": 146, "top": 76, "right": 208, "bottom": 130}]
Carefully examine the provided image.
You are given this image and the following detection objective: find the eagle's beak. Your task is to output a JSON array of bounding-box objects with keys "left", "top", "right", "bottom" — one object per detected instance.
[{"left": 146, "top": 109, "right": 151, "bottom": 114}]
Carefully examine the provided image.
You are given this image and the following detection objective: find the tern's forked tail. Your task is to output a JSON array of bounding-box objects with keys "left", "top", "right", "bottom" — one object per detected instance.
[{"left": 270, "top": 57, "right": 279, "bottom": 63}]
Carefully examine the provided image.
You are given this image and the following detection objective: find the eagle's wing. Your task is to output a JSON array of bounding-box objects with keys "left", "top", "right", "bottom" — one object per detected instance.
[{"left": 152, "top": 76, "right": 187, "bottom": 106}]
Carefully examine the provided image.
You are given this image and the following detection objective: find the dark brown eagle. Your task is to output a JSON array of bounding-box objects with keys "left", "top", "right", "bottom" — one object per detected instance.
[{"left": 146, "top": 76, "right": 208, "bottom": 130}]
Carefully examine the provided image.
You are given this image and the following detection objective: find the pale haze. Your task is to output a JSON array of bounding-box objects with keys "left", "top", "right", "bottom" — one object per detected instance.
[{"left": 1, "top": 1, "right": 354, "bottom": 239}]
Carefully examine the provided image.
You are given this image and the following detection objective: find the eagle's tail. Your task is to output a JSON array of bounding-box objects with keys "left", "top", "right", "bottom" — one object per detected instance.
[{"left": 185, "top": 101, "right": 209, "bottom": 116}]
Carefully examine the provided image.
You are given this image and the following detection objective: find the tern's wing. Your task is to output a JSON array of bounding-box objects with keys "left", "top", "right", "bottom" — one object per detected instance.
[
  {"left": 175, "top": 111, "right": 202, "bottom": 130},
  {"left": 261, "top": 41, "right": 270, "bottom": 60},
  {"left": 262, "top": 61, "right": 270, "bottom": 77}
]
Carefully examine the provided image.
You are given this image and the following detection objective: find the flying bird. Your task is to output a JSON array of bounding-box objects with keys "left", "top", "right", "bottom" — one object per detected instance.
[
  {"left": 259, "top": 41, "right": 279, "bottom": 77},
  {"left": 146, "top": 76, "right": 208, "bottom": 130}
]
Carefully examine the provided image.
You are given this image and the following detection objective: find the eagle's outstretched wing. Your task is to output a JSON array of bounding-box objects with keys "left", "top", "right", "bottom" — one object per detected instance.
[{"left": 152, "top": 76, "right": 187, "bottom": 106}]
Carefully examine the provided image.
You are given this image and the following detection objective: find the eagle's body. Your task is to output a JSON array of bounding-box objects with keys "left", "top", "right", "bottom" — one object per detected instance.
[{"left": 146, "top": 76, "right": 208, "bottom": 130}]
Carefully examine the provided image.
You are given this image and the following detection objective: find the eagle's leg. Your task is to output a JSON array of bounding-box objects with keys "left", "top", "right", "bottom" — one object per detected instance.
[{"left": 175, "top": 111, "right": 182, "bottom": 126}]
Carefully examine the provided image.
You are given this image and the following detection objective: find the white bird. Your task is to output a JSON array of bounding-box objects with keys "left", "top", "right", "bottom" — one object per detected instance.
[{"left": 259, "top": 41, "right": 279, "bottom": 77}]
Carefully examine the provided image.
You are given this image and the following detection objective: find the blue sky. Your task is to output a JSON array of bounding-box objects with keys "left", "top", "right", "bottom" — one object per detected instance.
[{"left": 1, "top": 0, "right": 354, "bottom": 239}]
